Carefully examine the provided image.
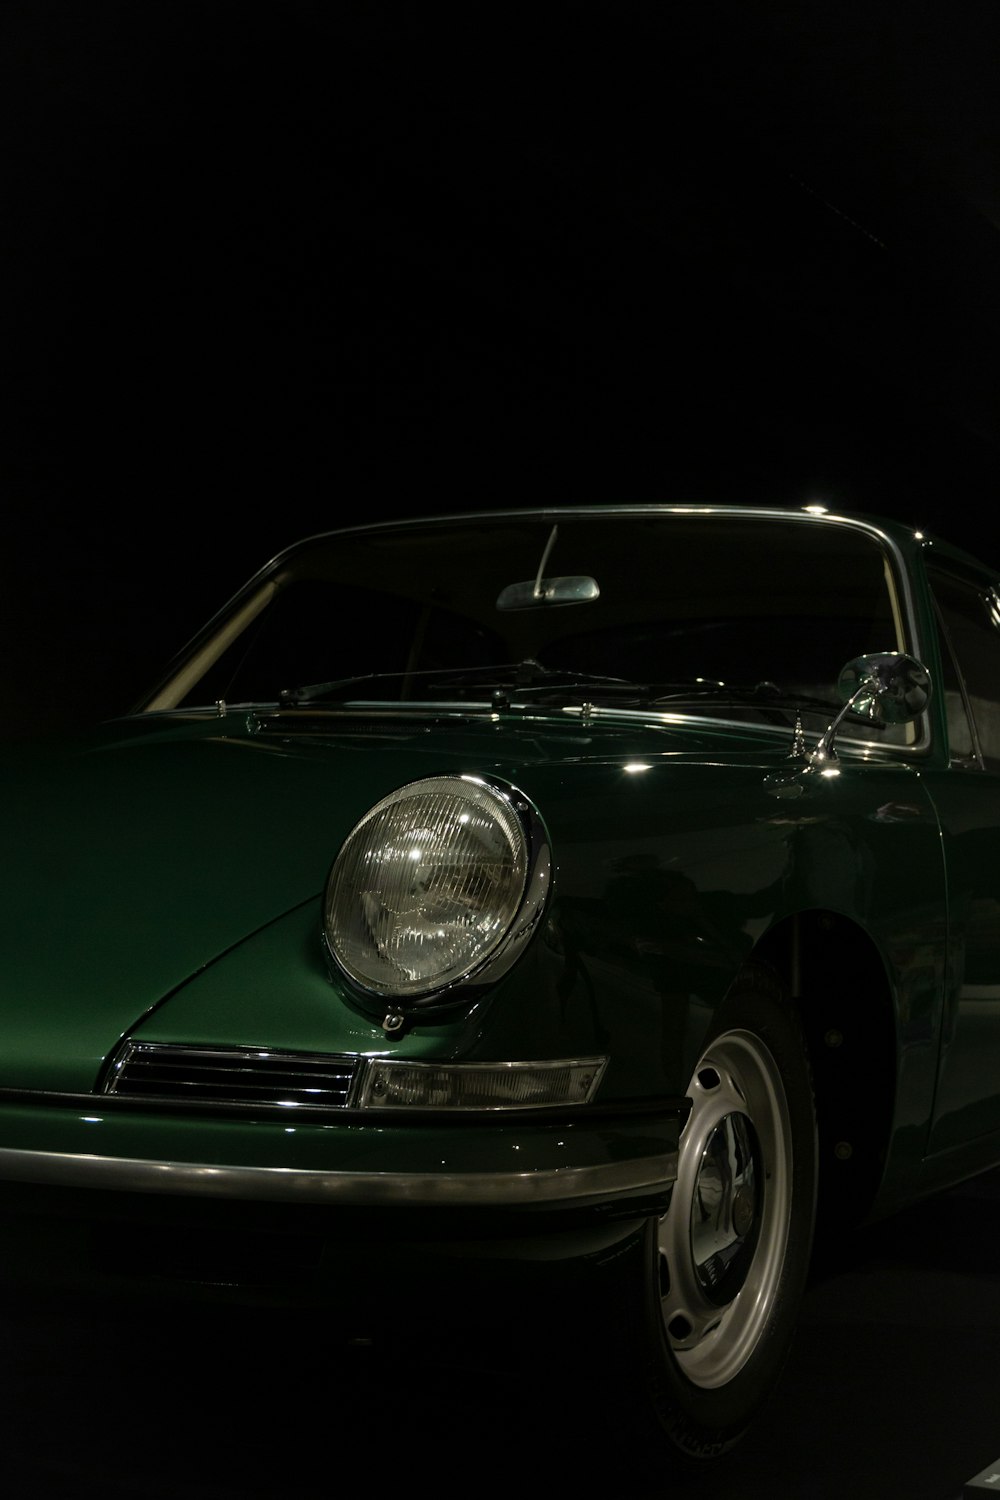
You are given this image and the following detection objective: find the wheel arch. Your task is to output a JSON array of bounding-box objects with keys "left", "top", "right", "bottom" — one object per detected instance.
[{"left": 752, "top": 908, "right": 897, "bottom": 1233}]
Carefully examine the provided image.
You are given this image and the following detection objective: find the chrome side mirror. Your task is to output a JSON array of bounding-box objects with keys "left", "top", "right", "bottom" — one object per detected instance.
[
  {"left": 835, "top": 651, "right": 931, "bottom": 724},
  {"left": 813, "top": 651, "right": 930, "bottom": 762}
]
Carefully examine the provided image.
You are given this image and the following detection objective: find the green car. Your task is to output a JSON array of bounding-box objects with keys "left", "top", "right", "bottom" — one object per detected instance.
[{"left": 3, "top": 503, "right": 998, "bottom": 1465}]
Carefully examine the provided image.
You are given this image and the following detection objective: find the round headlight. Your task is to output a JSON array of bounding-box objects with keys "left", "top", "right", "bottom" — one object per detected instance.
[{"left": 324, "top": 775, "right": 544, "bottom": 1001}]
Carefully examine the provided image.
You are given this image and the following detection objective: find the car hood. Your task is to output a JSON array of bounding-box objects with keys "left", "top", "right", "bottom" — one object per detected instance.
[{"left": 0, "top": 706, "right": 789, "bottom": 1092}]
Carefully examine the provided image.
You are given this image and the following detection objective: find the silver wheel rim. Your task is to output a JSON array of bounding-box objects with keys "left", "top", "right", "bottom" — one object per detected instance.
[{"left": 658, "top": 1026, "right": 793, "bottom": 1389}]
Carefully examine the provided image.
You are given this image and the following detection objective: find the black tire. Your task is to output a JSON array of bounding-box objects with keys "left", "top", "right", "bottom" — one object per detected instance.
[{"left": 604, "top": 963, "right": 817, "bottom": 1463}]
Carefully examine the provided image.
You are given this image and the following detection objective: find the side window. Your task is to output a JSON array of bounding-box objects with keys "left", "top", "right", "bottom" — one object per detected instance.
[{"left": 928, "top": 565, "right": 1000, "bottom": 769}]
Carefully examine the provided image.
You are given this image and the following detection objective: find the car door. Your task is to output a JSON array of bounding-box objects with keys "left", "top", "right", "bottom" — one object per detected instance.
[{"left": 923, "top": 560, "right": 1000, "bottom": 1152}]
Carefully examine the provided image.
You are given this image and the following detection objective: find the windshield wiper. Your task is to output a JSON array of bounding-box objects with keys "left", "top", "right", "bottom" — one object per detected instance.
[
  {"left": 279, "top": 671, "right": 413, "bottom": 705},
  {"left": 647, "top": 680, "right": 876, "bottom": 727},
  {"left": 474, "top": 660, "right": 644, "bottom": 705},
  {"left": 650, "top": 679, "right": 827, "bottom": 705},
  {"left": 279, "top": 660, "right": 642, "bottom": 706},
  {"left": 277, "top": 668, "right": 859, "bottom": 724}
]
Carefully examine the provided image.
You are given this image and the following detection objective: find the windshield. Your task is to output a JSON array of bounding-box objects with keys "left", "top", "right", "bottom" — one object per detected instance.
[{"left": 139, "top": 512, "right": 910, "bottom": 739}]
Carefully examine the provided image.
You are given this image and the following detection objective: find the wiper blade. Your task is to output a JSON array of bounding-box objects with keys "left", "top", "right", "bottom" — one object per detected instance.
[
  {"left": 483, "top": 661, "right": 643, "bottom": 705},
  {"left": 647, "top": 680, "right": 861, "bottom": 726},
  {"left": 279, "top": 660, "right": 642, "bottom": 706},
  {"left": 279, "top": 672, "right": 413, "bottom": 705},
  {"left": 650, "top": 680, "right": 837, "bottom": 709}
]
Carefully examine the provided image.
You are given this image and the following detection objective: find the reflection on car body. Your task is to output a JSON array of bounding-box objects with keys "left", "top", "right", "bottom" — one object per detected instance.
[{"left": 4, "top": 503, "right": 1000, "bottom": 1466}]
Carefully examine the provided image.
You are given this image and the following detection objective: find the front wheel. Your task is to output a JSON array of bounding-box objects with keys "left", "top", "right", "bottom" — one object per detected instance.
[{"left": 605, "top": 966, "right": 817, "bottom": 1462}]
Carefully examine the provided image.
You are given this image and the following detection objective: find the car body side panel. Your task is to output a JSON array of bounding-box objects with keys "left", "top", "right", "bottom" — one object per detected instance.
[
  {"left": 526, "top": 756, "right": 946, "bottom": 1138},
  {"left": 919, "top": 764, "right": 1000, "bottom": 1152}
]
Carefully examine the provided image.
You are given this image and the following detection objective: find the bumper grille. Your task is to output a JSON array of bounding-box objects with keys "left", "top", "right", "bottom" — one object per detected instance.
[{"left": 103, "top": 1042, "right": 360, "bottom": 1110}]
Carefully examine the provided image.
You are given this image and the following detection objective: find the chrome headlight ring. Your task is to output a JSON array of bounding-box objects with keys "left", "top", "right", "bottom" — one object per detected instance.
[{"left": 322, "top": 774, "right": 551, "bottom": 1022}]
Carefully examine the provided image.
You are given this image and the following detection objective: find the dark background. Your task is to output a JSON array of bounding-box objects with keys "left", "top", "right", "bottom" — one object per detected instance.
[{"left": 4, "top": 0, "right": 1000, "bottom": 738}]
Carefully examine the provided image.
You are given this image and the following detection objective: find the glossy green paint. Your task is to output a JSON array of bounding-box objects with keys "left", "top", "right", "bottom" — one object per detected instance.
[
  {"left": 0, "top": 710, "right": 658, "bottom": 1086},
  {"left": 0, "top": 698, "right": 946, "bottom": 1120}
]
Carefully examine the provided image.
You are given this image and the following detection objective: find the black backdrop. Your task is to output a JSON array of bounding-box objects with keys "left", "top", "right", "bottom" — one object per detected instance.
[{"left": 4, "top": 2, "right": 1000, "bottom": 738}]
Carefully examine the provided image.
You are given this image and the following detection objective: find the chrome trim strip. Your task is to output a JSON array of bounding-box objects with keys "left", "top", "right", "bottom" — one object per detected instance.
[
  {"left": 103, "top": 1040, "right": 359, "bottom": 1107},
  {"left": 0, "top": 1146, "right": 676, "bottom": 1207}
]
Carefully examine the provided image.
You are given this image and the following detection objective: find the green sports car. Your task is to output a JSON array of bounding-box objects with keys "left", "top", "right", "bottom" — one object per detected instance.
[{"left": 3, "top": 502, "right": 999, "bottom": 1465}]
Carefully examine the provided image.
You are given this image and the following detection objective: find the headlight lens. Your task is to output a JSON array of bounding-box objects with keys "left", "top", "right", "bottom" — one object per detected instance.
[{"left": 324, "top": 775, "right": 537, "bottom": 999}]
